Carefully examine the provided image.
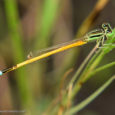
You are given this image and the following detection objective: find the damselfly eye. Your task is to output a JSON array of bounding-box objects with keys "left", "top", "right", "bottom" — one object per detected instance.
[
  {"left": 103, "top": 24, "right": 106, "bottom": 27},
  {"left": 102, "top": 23, "right": 109, "bottom": 28},
  {"left": 102, "top": 23, "right": 112, "bottom": 33}
]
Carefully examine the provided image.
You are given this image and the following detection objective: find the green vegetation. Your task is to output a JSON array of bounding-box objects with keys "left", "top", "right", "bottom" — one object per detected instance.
[{"left": 0, "top": 0, "right": 114, "bottom": 115}]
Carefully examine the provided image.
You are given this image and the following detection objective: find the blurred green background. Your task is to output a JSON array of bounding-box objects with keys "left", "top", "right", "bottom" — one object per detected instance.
[{"left": 0, "top": 0, "right": 115, "bottom": 115}]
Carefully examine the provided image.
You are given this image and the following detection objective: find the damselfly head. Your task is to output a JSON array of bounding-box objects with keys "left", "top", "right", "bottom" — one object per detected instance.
[{"left": 102, "top": 23, "right": 112, "bottom": 34}]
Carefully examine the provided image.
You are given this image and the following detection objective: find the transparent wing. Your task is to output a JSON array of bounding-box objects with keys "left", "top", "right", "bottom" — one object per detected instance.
[{"left": 27, "top": 37, "right": 86, "bottom": 58}]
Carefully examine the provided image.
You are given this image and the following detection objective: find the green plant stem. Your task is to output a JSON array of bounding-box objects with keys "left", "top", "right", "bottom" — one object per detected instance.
[
  {"left": 88, "top": 61, "right": 115, "bottom": 78},
  {"left": 30, "top": 0, "right": 61, "bottom": 97},
  {"left": 65, "top": 76, "right": 115, "bottom": 115},
  {"left": 70, "top": 50, "right": 103, "bottom": 99},
  {"left": 70, "top": 44, "right": 98, "bottom": 86},
  {"left": 4, "top": 0, "right": 32, "bottom": 108},
  {"left": 35, "top": 0, "right": 60, "bottom": 49}
]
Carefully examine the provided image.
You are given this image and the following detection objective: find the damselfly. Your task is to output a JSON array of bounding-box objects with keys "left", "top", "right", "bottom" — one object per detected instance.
[{"left": 0, "top": 23, "right": 113, "bottom": 76}]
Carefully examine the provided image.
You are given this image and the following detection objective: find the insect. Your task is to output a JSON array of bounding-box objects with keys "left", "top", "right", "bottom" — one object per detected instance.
[{"left": 0, "top": 23, "right": 113, "bottom": 76}]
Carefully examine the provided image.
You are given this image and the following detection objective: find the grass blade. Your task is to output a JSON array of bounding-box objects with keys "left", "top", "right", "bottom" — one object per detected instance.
[{"left": 65, "top": 76, "right": 115, "bottom": 115}]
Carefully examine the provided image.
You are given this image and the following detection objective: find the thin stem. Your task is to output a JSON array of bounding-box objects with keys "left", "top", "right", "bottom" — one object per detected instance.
[
  {"left": 65, "top": 76, "right": 115, "bottom": 115},
  {"left": 69, "top": 44, "right": 98, "bottom": 86},
  {"left": 88, "top": 61, "right": 115, "bottom": 78}
]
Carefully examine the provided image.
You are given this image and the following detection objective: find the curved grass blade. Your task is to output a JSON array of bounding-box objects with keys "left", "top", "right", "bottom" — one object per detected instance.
[{"left": 65, "top": 76, "right": 115, "bottom": 115}]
